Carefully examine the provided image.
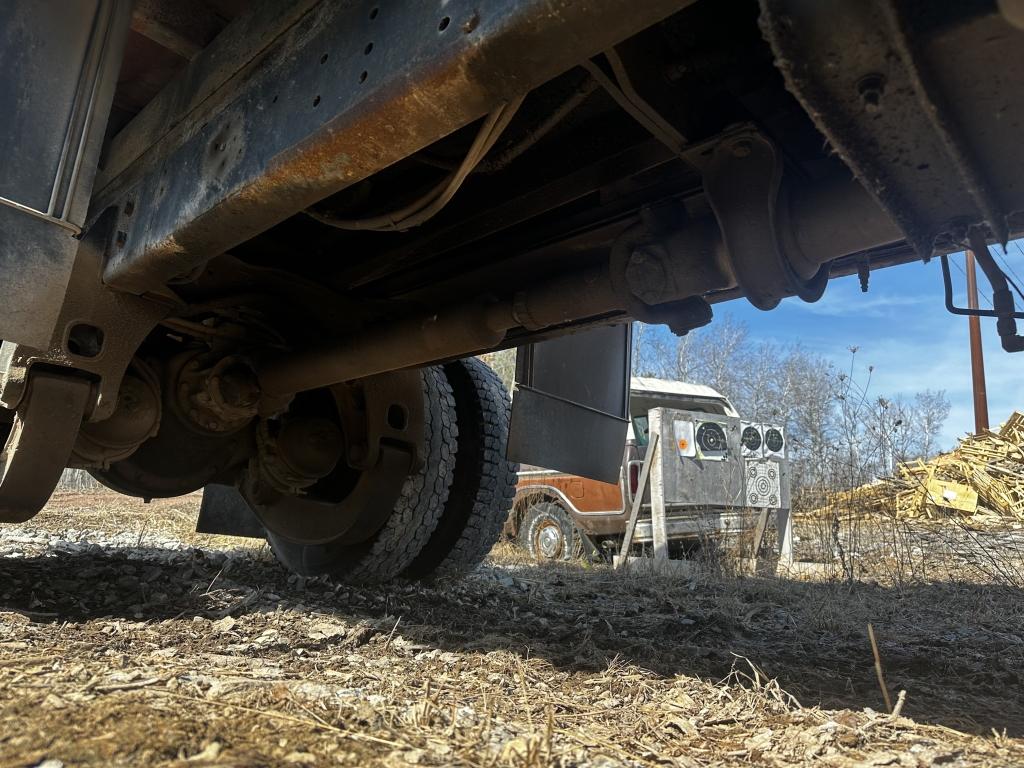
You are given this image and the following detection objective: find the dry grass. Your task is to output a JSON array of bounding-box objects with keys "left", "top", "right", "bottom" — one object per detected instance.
[{"left": 0, "top": 491, "right": 1021, "bottom": 766}]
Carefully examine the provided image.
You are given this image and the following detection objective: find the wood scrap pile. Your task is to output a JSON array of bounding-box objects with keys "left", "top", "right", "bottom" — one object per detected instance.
[{"left": 813, "top": 412, "right": 1024, "bottom": 524}]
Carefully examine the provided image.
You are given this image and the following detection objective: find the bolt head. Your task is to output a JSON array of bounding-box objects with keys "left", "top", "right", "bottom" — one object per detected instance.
[
  {"left": 626, "top": 247, "right": 671, "bottom": 305},
  {"left": 857, "top": 74, "right": 886, "bottom": 114}
]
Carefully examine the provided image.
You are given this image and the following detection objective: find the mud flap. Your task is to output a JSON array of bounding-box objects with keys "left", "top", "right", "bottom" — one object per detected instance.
[
  {"left": 196, "top": 484, "right": 266, "bottom": 539},
  {"left": 507, "top": 323, "right": 631, "bottom": 483}
]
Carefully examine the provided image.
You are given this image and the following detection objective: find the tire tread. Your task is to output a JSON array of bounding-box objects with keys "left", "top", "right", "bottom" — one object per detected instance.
[{"left": 404, "top": 358, "right": 518, "bottom": 579}]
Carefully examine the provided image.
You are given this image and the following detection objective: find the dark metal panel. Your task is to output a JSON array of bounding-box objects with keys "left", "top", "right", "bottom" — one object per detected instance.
[
  {"left": 0, "top": 0, "right": 131, "bottom": 348},
  {"left": 508, "top": 386, "right": 629, "bottom": 485},
  {"left": 130, "top": 0, "right": 224, "bottom": 61},
  {"left": 96, "top": 0, "right": 696, "bottom": 293},
  {"left": 508, "top": 323, "right": 631, "bottom": 483},
  {"left": 0, "top": 1, "right": 100, "bottom": 213},
  {"left": 197, "top": 483, "right": 266, "bottom": 538},
  {"left": 515, "top": 324, "right": 631, "bottom": 417},
  {"left": 0, "top": 210, "right": 82, "bottom": 350}
]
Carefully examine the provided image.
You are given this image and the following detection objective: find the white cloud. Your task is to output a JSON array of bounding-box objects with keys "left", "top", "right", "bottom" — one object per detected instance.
[{"left": 787, "top": 286, "right": 932, "bottom": 318}]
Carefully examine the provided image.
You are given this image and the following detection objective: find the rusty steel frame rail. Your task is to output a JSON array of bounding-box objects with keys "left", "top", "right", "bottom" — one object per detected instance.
[
  {"left": 95, "top": 0, "right": 697, "bottom": 294},
  {"left": 759, "top": 0, "right": 1024, "bottom": 259}
]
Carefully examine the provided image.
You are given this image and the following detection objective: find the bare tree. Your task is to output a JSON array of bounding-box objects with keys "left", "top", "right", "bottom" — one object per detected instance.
[
  {"left": 479, "top": 319, "right": 951, "bottom": 493},
  {"left": 631, "top": 318, "right": 951, "bottom": 491},
  {"left": 633, "top": 322, "right": 677, "bottom": 379},
  {"left": 913, "top": 389, "right": 952, "bottom": 458}
]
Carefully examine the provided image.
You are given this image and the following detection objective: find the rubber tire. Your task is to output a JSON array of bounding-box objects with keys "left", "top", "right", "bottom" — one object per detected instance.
[
  {"left": 518, "top": 501, "right": 581, "bottom": 561},
  {"left": 266, "top": 366, "right": 457, "bottom": 584},
  {"left": 403, "top": 358, "right": 519, "bottom": 579}
]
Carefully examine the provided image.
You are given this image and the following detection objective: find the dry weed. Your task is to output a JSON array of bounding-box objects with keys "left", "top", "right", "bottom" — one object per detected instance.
[{"left": 0, "top": 491, "right": 1020, "bottom": 766}]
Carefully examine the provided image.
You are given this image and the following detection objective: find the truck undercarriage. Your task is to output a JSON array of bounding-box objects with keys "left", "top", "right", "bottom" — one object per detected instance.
[{"left": 2, "top": 0, "right": 1023, "bottom": 582}]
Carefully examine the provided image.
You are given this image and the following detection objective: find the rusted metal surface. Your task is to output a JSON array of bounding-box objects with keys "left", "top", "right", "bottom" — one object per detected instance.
[
  {"left": 0, "top": 373, "right": 92, "bottom": 523},
  {"left": 86, "top": 366, "right": 255, "bottom": 499},
  {"left": 0, "top": 211, "right": 173, "bottom": 421},
  {"left": 130, "top": 0, "right": 225, "bottom": 60},
  {"left": 94, "top": 0, "right": 698, "bottom": 293},
  {"left": 702, "top": 130, "right": 828, "bottom": 310},
  {"left": 70, "top": 359, "right": 162, "bottom": 468},
  {"left": 965, "top": 249, "right": 990, "bottom": 433},
  {"left": 759, "top": 0, "right": 1024, "bottom": 258},
  {"left": 174, "top": 353, "right": 260, "bottom": 433},
  {"left": 258, "top": 299, "right": 512, "bottom": 398},
  {"left": 241, "top": 371, "right": 425, "bottom": 545},
  {"left": 96, "top": 0, "right": 324, "bottom": 190}
]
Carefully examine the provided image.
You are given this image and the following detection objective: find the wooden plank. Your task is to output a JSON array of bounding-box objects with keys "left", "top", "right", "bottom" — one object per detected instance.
[
  {"left": 751, "top": 507, "right": 769, "bottom": 557},
  {"left": 776, "top": 506, "right": 793, "bottom": 566},
  {"left": 616, "top": 432, "right": 658, "bottom": 565},
  {"left": 649, "top": 409, "right": 669, "bottom": 560},
  {"left": 807, "top": 410, "right": 1024, "bottom": 524}
]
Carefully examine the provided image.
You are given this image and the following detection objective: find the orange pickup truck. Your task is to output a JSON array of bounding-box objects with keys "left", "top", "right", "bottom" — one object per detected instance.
[{"left": 506, "top": 377, "right": 747, "bottom": 560}]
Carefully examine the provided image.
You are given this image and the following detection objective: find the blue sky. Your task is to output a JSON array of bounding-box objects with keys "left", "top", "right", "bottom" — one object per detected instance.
[{"left": 695, "top": 245, "right": 1024, "bottom": 451}]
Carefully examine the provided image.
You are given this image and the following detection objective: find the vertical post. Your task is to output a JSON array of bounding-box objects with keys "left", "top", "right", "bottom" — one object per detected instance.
[
  {"left": 776, "top": 506, "right": 793, "bottom": 568},
  {"left": 649, "top": 409, "right": 669, "bottom": 560},
  {"left": 965, "top": 249, "right": 990, "bottom": 433},
  {"left": 751, "top": 507, "right": 770, "bottom": 557},
  {"left": 616, "top": 432, "right": 658, "bottom": 565}
]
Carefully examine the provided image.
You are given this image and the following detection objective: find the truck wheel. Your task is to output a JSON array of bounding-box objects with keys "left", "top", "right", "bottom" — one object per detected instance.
[
  {"left": 266, "top": 367, "right": 456, "bottom": 583},
  {"left": 518, "top": 501, "right": 581, "bottom": 561},
  {"left": 403, "top": 358, "right": 519, "bottom": 579}
]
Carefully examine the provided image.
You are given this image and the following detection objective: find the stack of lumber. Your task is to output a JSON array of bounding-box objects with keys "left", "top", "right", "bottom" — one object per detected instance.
[{"left": 814, "top": 412, "right": 1024, "bottom": 524}]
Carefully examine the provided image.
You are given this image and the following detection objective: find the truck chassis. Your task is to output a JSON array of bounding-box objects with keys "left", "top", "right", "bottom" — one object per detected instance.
[{"left": 2, "top": 0, "right": 1024, "bottom": 581}]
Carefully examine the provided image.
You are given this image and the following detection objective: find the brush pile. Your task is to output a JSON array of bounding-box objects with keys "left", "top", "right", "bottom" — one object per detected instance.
[{"left": 816, "top": 412, "right": 1024, "bottom": 525}]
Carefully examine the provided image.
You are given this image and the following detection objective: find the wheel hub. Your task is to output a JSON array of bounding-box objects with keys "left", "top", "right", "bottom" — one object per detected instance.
[
  {"left": 242, "top": 370, "right": 425, "bottom": 545},
  {"left": 535, "top": 520, "right": 564, "bottom": 559}
]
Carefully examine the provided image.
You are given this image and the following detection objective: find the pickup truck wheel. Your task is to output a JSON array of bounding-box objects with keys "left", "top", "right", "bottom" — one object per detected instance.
[
  {"left": 266, "top": 366, "right": 457, "bottom": 584},
  {"left": 403, "top": 358, "right": 518, "bottom": 579},
  {"left": 519, "top": 501, "right": 581, "bottom": 561}
]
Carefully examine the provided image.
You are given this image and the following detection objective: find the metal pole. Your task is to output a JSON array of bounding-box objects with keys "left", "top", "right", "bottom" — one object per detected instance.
[{"left": 965, "top": 249, "right": 990, "bottom": 433}]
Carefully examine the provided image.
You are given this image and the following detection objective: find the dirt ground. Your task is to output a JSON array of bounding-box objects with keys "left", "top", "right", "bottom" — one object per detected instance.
[{"left": 1, "top": 492, "right": 1023, "bottom": 767}]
